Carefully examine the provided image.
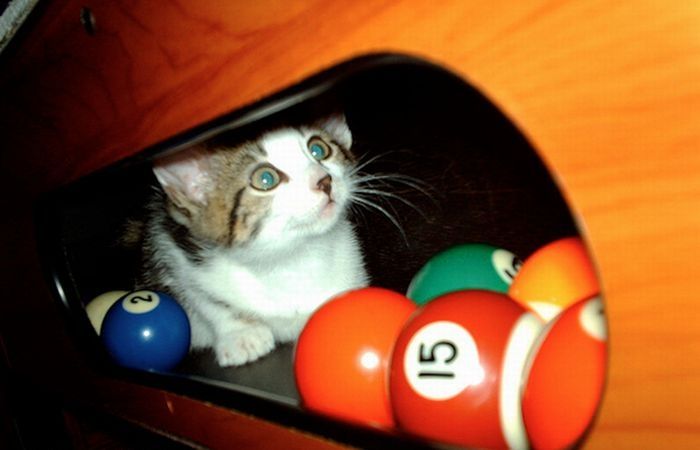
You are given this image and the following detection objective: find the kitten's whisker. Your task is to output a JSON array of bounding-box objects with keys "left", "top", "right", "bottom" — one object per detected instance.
[
  {"left": 351, "top": 195, "right": 409, "bottom": 245},
  {"left": 348, "top": 202, "right": 370, "bottom": 229},
  {"left": 354, "top": 196, "right": 408, "bottom": 245},
  {"left": 348, "top": 151, "right": 439, "bottom": 247},
  {"left": 352, "top": 175, "right": 437, "bottom": 220},
  {"left": 362, "top": 174, "right": 435, "bottom": 200},
  {"left": 353, "top": 187, "right": 429, "bottom": 220},
  {"left": 353, "top": 173, "right": 436, "bottom": 201},
  {"left": 350, "top": 152, "right": 391, "bottom": 176},
  {"left": 349, "top": 160, "right": 376, "bottom": 178}
]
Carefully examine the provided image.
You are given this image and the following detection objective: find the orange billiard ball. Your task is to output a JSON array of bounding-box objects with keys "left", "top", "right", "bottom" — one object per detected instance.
[
  {"left": 522, "top": 296, "right": 608, "bottom": 450},
  {"left": 389, "top": 290, "right": 543, "bottom": 449},
  {"left": 509, "top": 237, "right": 600, "bottom": 321},
  {"left": 294, "top": 287, "right": 417, "bottom": 429}
]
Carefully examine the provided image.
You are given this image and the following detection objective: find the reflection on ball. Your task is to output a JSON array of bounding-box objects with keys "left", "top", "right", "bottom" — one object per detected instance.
[
  {"left": 407, "top": 243, "right": 522, "bottom": 305},
  {"left": 294, "top": 287, "right": 416, "bottom": 429},
  {"left": 101, "top": 290, "right": 190, "bottom": 372}
]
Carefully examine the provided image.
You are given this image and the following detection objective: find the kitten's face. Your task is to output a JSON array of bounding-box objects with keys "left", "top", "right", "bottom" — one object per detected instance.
[
  {"left": 153, "top": 115, "right": 356, "bottom": 248},
  {"left": 252, "top": 128, "right": 354, "bottom": 239}
]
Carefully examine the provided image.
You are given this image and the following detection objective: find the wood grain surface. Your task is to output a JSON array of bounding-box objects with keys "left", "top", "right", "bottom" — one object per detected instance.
[{"left": 1, "top": 0, "right": 700, "bottom": 448}]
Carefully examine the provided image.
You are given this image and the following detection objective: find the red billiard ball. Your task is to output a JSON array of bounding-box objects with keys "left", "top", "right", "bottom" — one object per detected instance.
[
  {"left": 390, "top": 290, "right": 543, "bottom": 449},
  {"left": 294, "top": 287, "right": 417, "bottom": 429},
  {"left": 522, "top": 296, "right": 608, "bottom": 450}
]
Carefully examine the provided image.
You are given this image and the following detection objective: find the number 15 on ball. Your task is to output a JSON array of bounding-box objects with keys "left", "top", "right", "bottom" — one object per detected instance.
[{"left": 403, "top": 321, "right": 485, "bottom": 401}]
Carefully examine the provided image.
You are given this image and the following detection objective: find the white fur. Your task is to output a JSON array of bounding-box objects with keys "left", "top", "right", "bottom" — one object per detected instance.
[
  {"left": 149, "top": 123, "right": 368, "bottom": 366},
  {"left": 164, "top": 219, "right": 366, "bottom": 355}
]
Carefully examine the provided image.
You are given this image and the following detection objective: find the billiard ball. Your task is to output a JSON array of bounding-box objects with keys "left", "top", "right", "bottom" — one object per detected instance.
[
  {"left": 101, "top": 290, "right": 191, "bottom": 372},
  {"left": 522, "top": 296, "right": 607, "bottom": 450},
  {"left": 509, "top": 237, "right": 599, "bottom": 321},
  {"left": 390, "top": 290, "right": 543, "bottom": 449},
  {"left": 294, "top": 287, "right": 417, "bottom": 429},
  {"left": 407, "top": 243, "right": 523, "bottom": 305},
  {"left": 85, "top": 290, "right": 128, "bottom": 334}
]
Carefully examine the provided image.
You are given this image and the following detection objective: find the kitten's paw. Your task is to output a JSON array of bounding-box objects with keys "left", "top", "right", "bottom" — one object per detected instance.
[{"left": 215, "top": 325, "right": 275, "bottom": 367}]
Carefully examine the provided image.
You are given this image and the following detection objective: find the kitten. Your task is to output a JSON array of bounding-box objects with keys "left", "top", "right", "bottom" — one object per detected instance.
[{"left": 138, "top": 114, "right": 369, "bottom": 367}]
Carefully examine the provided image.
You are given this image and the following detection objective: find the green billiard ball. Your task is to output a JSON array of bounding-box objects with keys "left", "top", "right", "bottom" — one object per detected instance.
[{"left": 407, "top": 243, "right": 523, "bottom": 305}]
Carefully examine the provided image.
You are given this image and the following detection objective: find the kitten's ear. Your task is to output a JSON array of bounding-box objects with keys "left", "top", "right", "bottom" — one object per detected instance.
[
  {"left": 316, "top": 113, "right": 352, "bottom": 149},
  {"left": 153, "top": 145, "right": 213, "bottom": 220}
]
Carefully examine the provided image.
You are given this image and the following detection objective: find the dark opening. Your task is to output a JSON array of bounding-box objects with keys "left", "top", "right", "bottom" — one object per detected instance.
[{"left": 36, "top": 54, "right": 581, "bottom": 449}]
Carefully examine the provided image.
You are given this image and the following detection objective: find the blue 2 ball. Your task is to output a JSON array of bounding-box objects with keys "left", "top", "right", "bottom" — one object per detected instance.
[{"left": 101, "top": 290, "right": 190, "bottom": 371}]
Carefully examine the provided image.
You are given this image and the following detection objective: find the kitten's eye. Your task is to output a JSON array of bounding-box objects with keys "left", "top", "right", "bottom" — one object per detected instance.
[
  {"left": 308, "top": 137, "right": 332, "bottom": 161},
  {"left": 250, "top": 166, "right": 281, "bottom": 191}
]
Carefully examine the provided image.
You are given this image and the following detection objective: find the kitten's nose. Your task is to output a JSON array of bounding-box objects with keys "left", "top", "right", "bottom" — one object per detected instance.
[{"left": 316, "top": 175, "right": 332, "bottom": 196}]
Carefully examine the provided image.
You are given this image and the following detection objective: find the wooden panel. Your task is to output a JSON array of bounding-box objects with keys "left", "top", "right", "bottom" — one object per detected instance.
[
  {"left": 1, "top": 0, "right": 700, "bottom": 448},
  {"left": 85, "top": 378, "right": 345, "bottom": 450}
]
